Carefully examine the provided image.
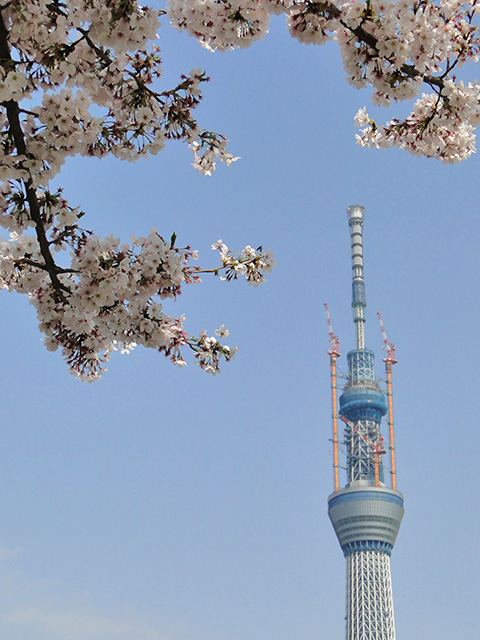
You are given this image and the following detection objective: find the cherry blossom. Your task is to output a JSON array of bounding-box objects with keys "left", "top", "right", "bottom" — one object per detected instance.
[
  {"left": 0, "top": 0, "right": 272, "bottom": 379},
  {"left": 168, "top": 0, "right": 480, "bottom": 163},
  {"left": 4, "top": 0, "right": 480, "bottom": 378}
]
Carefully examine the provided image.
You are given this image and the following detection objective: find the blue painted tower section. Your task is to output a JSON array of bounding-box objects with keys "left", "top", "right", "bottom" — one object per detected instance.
[
  {"left": 327, "top": 206, "right": 404, "bottom": 640},
  {"left": 340, "top": 349, "right": 387, "bottom": 485}
]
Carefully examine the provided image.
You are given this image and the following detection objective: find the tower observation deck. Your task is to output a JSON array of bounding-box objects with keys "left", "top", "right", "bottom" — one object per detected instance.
[{"left": 327, "top": 205, "right": 404, "bottom": 640}]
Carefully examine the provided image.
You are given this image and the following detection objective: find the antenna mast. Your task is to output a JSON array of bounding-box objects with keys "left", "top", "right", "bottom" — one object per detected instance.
[{"left": 347, "top": 205, "right": 366, "bottom": 350}]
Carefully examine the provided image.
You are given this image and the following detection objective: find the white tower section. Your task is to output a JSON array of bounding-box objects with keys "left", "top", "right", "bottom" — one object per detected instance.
[
  {"left": 346, "top": 551, "right": 396, "bottom": 639},
  {"left": 329, "top": 487, "right": 403, "bottom": 640}
]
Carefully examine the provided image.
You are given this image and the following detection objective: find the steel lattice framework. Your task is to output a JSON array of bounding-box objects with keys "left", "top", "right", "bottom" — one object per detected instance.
[
  {"left": 344, "top": 418, "right": 382, "bottom": 485},
  {"left": 346, "top": 551, "right": 396, "bottom": 640},
  {"left": 326, "top": 205, "right": 404, "bottom": 640}
]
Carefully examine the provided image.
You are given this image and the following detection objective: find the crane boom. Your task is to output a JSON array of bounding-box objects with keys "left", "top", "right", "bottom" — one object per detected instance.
[
  {"left": 324, "top": 303, "right": 340, "bottom": 357},
  {"left": 324, "top": 303, "right": 340, "bottom": 490},
  {"left": 376, "top": 311, "right": 398, "bottom": 490},
  {"left": 377, "top": 311, "right": 397, "bottom": 364}
]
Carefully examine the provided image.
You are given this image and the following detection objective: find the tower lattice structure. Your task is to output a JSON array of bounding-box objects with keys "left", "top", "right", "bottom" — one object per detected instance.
[{"left": 327, "top": 205, "right": 404, "bottom": 640}]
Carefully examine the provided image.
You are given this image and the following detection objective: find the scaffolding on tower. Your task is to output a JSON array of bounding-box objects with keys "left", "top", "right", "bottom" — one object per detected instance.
[{"left": 340, "top": 416, "right": 386, "bottom": 488}]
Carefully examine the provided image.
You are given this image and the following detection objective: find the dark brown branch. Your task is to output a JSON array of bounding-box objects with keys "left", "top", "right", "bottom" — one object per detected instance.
[
  {"left": 0, "top": 9, "right": 70, "bottom": 298},
  {"left": 14, "top": 257, "right": 77, "bottom": 273},
  {"left": 320, "top": 0, "right": 445, "bottom": 91}
]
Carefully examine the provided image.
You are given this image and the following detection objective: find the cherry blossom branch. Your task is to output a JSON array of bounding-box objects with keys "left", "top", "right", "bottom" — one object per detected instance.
[
  {"left": 301, "top": 1, "right": 446, "bottom": 91},
  {"left": 14, "top": 257, "right": 77, "bottom": 273},
  {"left": 207, "top": 240, "right": 276, "bottom": 286},
  {"left": 0, "top": 9, "right": 69, "bottom": 298},
  {"left": 184, "top": 326, "right": 238, "bottom": 375},
  {"left": 167, "top": 0, "right": 480, "bottom": 161},
  {"left": 0, "top": 2, "right": 272, "bottom": 379}
]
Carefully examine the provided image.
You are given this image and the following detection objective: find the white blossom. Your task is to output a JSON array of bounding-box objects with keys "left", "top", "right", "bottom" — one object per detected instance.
[
  {"left": 0, "top": 1, "right": 276, "bottom": 378},
  {"left": 168, "top": 0, "right": 480, "bottom": 162},
  {"left": 4, "top": 0, "right": 480, "bottom": 379}
]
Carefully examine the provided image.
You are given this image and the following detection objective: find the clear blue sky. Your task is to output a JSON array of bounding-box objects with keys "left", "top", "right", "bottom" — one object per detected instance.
[{"left": 0, "top": 7, "right": 479, "bottom": 640}]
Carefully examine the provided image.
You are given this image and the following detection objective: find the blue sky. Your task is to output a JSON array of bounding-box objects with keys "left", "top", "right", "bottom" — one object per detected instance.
[{"left": 0, "top": 7, "right": 479, "bottom": 640}]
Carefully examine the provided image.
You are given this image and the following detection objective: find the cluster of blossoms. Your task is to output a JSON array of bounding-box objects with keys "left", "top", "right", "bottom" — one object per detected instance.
[
  {"left": 0, "top": 0, "right": 273, "bottom": 379},
  {"left": 0, "top": 206, "right": 274, "bottom": 379},
  {"left": 0, "top": 1, "right": 238, "bottom": 178},
  {"left": 168, "top": 0, "right": 480, "bottom": 163},
  {"left": 186, "top": 325, "right": 238, "bottom": 375},
  {"left": 211, "top": 239, "right": 276, "bottom": 286},
  {"left": 4, "top": 0, "right": 480, "bottom": 377}
]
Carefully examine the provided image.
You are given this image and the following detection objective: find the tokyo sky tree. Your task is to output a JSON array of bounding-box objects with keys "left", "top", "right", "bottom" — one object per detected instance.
[{"left": 325, "top": 205, "right": 404, "bottom": 640}]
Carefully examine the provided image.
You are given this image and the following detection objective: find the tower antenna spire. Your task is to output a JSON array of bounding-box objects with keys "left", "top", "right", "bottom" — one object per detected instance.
[{"left": 347, "top": 205, "right": 367, "bottom": 350}]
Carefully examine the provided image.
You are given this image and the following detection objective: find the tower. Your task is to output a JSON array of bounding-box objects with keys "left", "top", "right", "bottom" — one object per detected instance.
[{"left": 326, "top": 205, "right": 404, "bottom": 640}]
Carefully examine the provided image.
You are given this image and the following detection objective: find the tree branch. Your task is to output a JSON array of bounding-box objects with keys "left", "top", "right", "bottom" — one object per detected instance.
[
  {"left": 0, "top": 9, "right": 70, "bottom": 298},
  {"left": 319, "top": 1, "right": 445, "bottom": 91},
  {"left": 14, "top": 257, "right": 77, "bottom": 273}
]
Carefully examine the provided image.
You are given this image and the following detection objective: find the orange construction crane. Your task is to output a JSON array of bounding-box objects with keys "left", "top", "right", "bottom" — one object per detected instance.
[
  {"left": 377, "top": 312, "right": 398, "bottom": 490},
  {"left": 340, "top": 416, "right": 386, "bottom": 487},
  {"left": 324, "top": 303, "right": 340, "bottom": 491}
]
